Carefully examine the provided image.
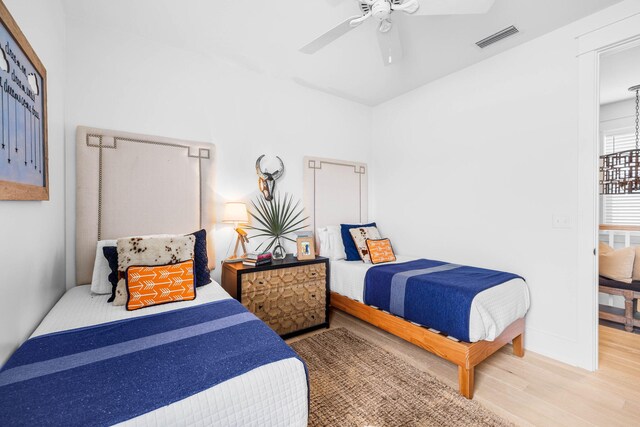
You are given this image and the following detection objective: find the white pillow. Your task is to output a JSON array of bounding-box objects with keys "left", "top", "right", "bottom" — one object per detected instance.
[
  {"left": 90, "top": 239, "right": 117, "bottom": 294},
  {"left": 326, "top": 225, "right": 346, "bottom": 260},
  {"left": 317, "top": 225, "right": 347, "bottom": 261},
  {"left": 317, "top": 227, "right": 330, "bottom": 258}
]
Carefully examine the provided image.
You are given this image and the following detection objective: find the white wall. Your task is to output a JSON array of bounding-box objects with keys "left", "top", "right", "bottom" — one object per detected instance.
[
  {"left": 64, "top": 18, "right": 372, "bottom": 285},
  {"left": 0, "top": 0, "right": 66, "bottom": 364},
  {"left": 371, "top": 1, "right": 640, "bottom": 369}
]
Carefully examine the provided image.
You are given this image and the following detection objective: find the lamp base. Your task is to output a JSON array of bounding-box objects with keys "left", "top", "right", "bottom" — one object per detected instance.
[{"left": 225, "top": 230, "right": 248, "bottom": 263}]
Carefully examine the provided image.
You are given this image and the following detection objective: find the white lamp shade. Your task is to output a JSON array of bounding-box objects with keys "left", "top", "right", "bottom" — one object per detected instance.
[{"left": 222, "top": 202, "right": 249, "bottom": 224}]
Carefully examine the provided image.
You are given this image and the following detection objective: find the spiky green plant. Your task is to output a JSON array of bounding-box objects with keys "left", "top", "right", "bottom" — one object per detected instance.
[{"left": 247, "top": 193, "right": 309, "bottom": 253}]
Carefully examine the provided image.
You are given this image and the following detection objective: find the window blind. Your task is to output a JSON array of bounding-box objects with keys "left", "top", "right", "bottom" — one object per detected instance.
[{"left": 602, "top": 132, "right": 640, "bottom": 225}]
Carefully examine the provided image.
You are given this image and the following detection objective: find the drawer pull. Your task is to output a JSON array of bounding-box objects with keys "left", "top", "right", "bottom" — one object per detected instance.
[
  {"left": 310, "top": 272, "right": 317, "bottom": 276},
  {"left": 258, "top": 280, "right": 265, "bottom": 285}
]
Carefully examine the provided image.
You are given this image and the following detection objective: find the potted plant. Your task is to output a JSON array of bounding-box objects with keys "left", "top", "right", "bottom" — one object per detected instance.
[{"left": 247, "top": 193, "right": 308, "bottom": 259}]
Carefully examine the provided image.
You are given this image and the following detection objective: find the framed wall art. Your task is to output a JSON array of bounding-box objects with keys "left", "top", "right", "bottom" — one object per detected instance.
[{"left": 0, "top": 1, "right": 48, "bottom": 201}]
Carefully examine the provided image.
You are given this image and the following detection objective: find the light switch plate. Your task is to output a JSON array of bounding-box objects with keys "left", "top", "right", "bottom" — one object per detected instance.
[{"left": 552, "top": 214, "right": 572, "bottom": 229}]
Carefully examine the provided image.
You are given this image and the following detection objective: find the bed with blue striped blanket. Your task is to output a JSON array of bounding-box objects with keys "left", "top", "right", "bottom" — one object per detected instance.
[
  {"left": 364, "top": 259, "right": 525, "bottom": 342},
  {"left": 0, "top": 297, "right": 307, "bottom": 426}
]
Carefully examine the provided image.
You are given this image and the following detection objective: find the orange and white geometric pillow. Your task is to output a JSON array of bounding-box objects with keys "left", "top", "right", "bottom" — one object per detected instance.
[
  {"left": 126, "top": 259, "right": 195, "bottom": 311},
  {"left": 113, "top": 235, "right": 196, "bottom": 306},
  {"left": 366, "top": 238, "right": 396, "bottom": 265}
]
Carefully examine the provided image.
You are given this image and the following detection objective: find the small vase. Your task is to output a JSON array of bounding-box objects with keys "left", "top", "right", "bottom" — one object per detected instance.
[{"left": 272, "top": 237, "right": 286, "bottom": 260}]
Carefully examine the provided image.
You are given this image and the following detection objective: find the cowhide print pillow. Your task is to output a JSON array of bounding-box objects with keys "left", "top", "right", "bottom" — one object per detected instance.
[
  {"left": 113, "top": 235, "right": 195, "bottom": 306},
  {"left": 348, "top": 226, "right": 381, "bottom": 263}
]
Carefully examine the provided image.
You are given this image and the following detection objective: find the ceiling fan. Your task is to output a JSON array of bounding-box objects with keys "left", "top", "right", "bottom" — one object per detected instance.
[{"left": 300, "top": 0, "right": 496, "bottom": 66}]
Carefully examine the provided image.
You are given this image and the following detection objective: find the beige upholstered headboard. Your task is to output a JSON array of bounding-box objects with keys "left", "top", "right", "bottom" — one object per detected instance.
[
  {"left": 76, "top": 126, "right": 216, "bottom": 285},
  {"left": 303, "top": 156, "right": 368, "bottom": 234}
]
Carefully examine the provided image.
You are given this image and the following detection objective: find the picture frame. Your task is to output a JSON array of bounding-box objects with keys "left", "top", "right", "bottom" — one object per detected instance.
[
  {"left": 296, "top": 236, "right": 315, "bottom": 261},
  {"left": 0, "top": 1, "right": 48, "bottom": 201}
]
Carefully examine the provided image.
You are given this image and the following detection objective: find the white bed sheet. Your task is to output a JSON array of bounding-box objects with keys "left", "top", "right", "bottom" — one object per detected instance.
[
  {"left": 330, "top": 256, "right": 530, "bottom": 342},
  {"left": 31, "top": 283, "right": 308, "bottom": 427}
]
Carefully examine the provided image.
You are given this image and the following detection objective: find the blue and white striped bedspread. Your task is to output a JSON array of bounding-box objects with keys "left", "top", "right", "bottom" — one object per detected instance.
[
  {"left": 364, "top": 259, "right": 523, "bottom": 342},
  {"left": 0, "top": 299, "right": 305, "bottom": 426}
]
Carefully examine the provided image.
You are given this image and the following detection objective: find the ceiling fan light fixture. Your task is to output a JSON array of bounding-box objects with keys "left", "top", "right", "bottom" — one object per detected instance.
[
  {"left": 371, "top": 0, "right": 392, "bottom": 21},
  {"left": 379, "top": 19, "right": 392, "bottom": 33}
]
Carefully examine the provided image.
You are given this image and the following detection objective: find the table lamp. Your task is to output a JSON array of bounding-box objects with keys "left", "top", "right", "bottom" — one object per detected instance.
[{"left": 222, "top": 202, "right": 249, "bottom": 262}]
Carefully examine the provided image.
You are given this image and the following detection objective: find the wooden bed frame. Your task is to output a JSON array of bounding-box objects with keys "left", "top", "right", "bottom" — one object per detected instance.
[{"left": 330, "top": 292, "right": 525, "bottom": 399}]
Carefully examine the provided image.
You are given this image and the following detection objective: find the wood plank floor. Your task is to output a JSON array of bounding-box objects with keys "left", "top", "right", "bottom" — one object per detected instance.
[{"left": 288, "top": 309, "right": 640, "bottom": 427}]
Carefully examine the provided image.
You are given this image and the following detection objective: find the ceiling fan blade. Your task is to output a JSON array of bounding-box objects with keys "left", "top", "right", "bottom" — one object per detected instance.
[
  {"left": 300, "top": 15, "right": 364, "bottom": 54},
  {"left": 411, "top": 0, "right": 495, "bottom": 16},
  {"left": 377, "top": 22, "right": 403, "bottom": 66}
]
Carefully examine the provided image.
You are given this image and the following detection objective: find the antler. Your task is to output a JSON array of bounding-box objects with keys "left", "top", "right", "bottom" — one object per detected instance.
[
  {"left": 271, "top": 156, "right": 285, "bottom": 180},
  {"left": 255, "top": 155, "right": 267, "bottom": 179}
]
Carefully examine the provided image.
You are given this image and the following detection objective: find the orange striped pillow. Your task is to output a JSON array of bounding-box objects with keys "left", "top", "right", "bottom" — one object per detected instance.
[
  {"left": 126, "top": 260, "right": 195, "bottom": 310},
  {"left": 366, "top": 238, "right": 396, "bottom": 264}
]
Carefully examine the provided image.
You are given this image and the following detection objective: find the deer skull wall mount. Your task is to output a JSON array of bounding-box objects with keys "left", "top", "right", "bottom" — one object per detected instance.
[{"left": 255, "top": 155, "right": 284, "bottom": 202}]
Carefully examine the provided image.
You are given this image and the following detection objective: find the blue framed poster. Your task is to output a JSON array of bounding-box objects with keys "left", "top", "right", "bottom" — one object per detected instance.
[{"left": 0, "top": 1, "right": 47, "bottom": 200}]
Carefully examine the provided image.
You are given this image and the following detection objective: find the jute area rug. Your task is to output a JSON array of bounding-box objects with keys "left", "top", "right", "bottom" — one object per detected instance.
[{"left": 291, "top": 328, "right": 512, "bottom": 427}]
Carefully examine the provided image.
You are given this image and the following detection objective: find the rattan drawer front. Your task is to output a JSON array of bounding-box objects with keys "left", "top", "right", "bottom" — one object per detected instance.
[
  {"left": 261, "top": 308, "right": 326, "bottom": 336},
  {"left": 243, "top": 281, "right": 326, "bottom": 315},
  {"left": 240, "top": 263, "right": 327, "bottom": 335},
  {"left": 242, "top": 264, "right": 325, "bottom": 292}
]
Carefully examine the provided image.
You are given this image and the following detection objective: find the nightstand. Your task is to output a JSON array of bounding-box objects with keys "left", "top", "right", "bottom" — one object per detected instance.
[{"left": 221, "top": 255, "right": 330, "bottom": 338}]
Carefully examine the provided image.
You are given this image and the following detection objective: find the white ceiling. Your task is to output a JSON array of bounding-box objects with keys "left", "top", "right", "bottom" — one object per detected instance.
[
  {"left": 600, "top": 44, "right": 640, "bottom": 105},
  {"left": 62, "top": 0, "right": 622, "bottom": 106}
]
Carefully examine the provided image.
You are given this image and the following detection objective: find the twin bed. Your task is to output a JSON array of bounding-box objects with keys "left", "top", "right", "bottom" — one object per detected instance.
[
  {"left": 0, "top": 127, "right": 309, "bottom": 426},
  {"left": 0, "top": 133, "right": 529, "bottom": 425}
]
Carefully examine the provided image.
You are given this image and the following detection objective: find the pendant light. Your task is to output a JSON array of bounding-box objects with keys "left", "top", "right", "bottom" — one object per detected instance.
[{"left": 600, "top": 84, "right": 640, "bottom": 194}]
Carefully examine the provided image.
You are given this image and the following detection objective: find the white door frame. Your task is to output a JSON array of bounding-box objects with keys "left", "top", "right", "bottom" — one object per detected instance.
[{"left": 577, "top": 12, "right": 640, "bottom": 371}]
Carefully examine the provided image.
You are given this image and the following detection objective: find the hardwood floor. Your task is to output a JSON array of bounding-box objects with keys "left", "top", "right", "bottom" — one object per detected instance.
[{"left": 288, "top": 309, "right": 640, "bottom": 427}]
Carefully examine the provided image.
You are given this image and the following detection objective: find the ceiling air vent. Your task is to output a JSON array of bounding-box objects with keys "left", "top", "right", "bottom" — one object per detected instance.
[{"left": 476, "top": 25, "right": 519, "bottom": 49}]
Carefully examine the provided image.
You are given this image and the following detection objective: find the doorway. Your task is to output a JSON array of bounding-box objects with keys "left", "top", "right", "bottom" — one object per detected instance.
[
  {"left": 597, "top": 44, "right": 640, "bottom": 349},
  {"left": 576, "top": 13, "right": 640, "bottom": 372}
]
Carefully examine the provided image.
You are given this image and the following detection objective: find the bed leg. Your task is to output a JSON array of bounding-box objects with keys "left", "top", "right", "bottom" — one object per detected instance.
[
  {"left": 458, "top": 365, "right": 474, "bottom": 399},
  {"left": 512, "top": 333, "right": 525, "bottom": 358}
]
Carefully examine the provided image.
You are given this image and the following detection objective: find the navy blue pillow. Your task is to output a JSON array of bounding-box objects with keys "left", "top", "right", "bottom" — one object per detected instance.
[
  {"left": 102, "top": 246, "right": 119, "bottom": 303},
  {"left": 340, "top": 222, "right": 377, "bottom": 261},
  {"left": 190, "top": 229, "right": 211, "bottom": 287}
]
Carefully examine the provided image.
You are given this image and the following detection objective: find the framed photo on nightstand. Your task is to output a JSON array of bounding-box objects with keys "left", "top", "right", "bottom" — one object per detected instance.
[{"left": 296, "top": 236, "right": 315, "bottom": 261}]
